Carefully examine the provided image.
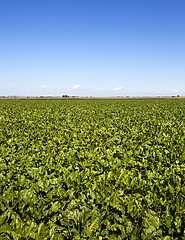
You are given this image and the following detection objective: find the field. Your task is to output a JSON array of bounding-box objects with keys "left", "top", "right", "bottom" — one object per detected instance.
[{"left": 1, "top": 98, "right": 185, "bottom": 239}]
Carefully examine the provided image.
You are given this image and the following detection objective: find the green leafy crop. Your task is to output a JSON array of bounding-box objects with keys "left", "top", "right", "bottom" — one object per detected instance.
[{"left": 1, "top": 98, "right": 185, "bottom": 239}]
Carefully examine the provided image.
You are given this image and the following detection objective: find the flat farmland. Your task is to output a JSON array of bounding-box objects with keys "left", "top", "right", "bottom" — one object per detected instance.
[{"left": 1, "top": 98, "right": 185, "bottom": 239}]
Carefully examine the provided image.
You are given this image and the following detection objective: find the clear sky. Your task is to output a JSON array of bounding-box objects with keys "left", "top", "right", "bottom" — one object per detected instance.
[{"left": 0, "top": 0, "right": 185, "bottom": 97}]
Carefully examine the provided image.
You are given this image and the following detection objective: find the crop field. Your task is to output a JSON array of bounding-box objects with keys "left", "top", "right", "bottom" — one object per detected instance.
[{"left": 1, "top": 98, "right": 185, "bottom": 239}]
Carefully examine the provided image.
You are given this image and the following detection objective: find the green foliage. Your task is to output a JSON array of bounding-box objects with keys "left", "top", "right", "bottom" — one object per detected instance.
[{"left": 1, "top": 98, "right": 185, "bottom": 239}]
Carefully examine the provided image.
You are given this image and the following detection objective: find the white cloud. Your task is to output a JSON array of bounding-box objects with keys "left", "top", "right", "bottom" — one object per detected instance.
[
  {"left": 172, "top": 89, "right": 179, "bottom": 93},
  {"left": 112, "top": 86, "right": 123, "bottom": 91},
  {"left": 41, "top": 85, "right": 48, "bottom": 89},
  {"left": 72, "top": 84, "right": 80, "bottom": 90}
]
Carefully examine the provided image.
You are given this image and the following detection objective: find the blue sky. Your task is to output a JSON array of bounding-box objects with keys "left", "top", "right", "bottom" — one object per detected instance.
[{"left": 0, "top": 0, "right": 185, "bottom": 97}]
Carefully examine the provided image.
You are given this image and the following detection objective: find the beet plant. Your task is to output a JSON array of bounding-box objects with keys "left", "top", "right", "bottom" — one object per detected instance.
[{"left": 1, "top": 98, "right": 185, "bottom": 239}]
